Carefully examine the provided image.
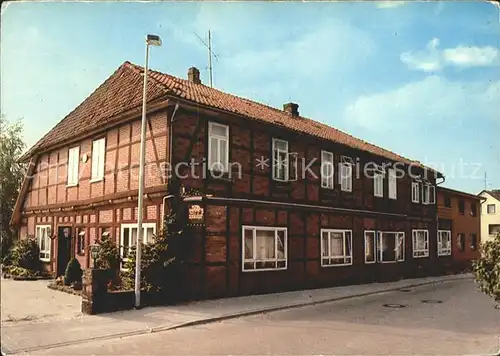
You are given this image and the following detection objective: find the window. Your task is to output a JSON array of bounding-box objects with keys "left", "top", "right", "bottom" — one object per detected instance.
[
  {"left": 340, "top": 156, "right": 353, "bottom": 192},
  {"left": 67, "top": 146, "right": 80, "bottom": 186},
  {"left": 457, "top": 233, "right": 465, "bottom": 252},
  {"left": 208, "top": 122, "right": 229, "bottom": 172},
  {"left": 378, "top": 232, "right": 405, "bottom": 262},
  {"left": 388, "top": 168, "right": 397, "bottom": 200},
  {"left": 272, "top": 138, "right": 289, "bottom": 182},
  {"left": 458, "top": 200, "right": 465, "bottom": 215},
  {"left": 470, "top": 203, "right": 477, "bottom": 217},
  {"left": 470, "top": 233, "right": 477, "bottom": 251},
  {"left": 364, "top": 231, "right": 376, "bottom": 263},
  {"left": 321, "top": 150, "right": 334, "bottom": 189},
  {"left": 242, "top": 226, "right": 287, "bottom": 271},
  {"left": 488, "top": 224, "right": 500, "bottom": 236},
  {"left": 444, "top": 196, "right": 451, "bottom": 207},
  {"left": 76, "top": 228, "right": 85, "bottom": 255},
  {"left": 91, "top": 138, "right": 106, "bottom": 181},
  {"left": 36, "top": 225, "right": 51, "bottom": 262},
  {"left": 422, "top": 184, "right": 435, "bottom": 204},
  {"left": 412, "top": 230, "right": 429, "bottom": 258},
  {"left": 373, "top": 166, "right": 384, "bottom": 198},
  {"left": 487, "top": 204, "right": 496, "bottom": 214},
  {"left": 120, "top": 223, "right": 156, "bottom": 266},
  {"left": 411, "top": 182, "right": 420, "bottom": 203},
  {"left": 321, "top": 229, "right": 352, "bottom": 267},
  {"left": 437, "top": 230, "right": 451, "bottom": 256}
]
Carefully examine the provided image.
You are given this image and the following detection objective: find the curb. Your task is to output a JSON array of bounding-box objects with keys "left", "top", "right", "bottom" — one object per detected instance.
[
  {"left": 3, "top": 274, "right": 472, "bottom": 355},
  {"left": 153, "top": 275, "right": 473, "bottom": 332}
]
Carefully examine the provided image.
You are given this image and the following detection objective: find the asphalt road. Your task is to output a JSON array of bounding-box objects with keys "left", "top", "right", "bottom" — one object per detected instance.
[{"left": 32, "top": 279, "right": 500, "bottom": 355}]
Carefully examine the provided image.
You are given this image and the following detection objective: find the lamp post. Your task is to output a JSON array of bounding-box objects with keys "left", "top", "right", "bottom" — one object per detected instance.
[{"left": 135, "top": 34, "right": 162, "bottom": 309}]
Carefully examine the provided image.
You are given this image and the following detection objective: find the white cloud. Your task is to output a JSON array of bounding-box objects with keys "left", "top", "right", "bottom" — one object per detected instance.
[
  {"left": 344, "top": 76, "right": 500, "bottom": 131},
  {"left": 401, "top": 38, "right": 500, "bottom": 72},
  {"left": 376, "top": 1, "right": 406, "bottom": 9}
]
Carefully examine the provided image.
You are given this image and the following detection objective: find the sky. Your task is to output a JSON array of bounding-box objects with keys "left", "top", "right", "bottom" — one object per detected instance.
[{"left": 1, "top": 1, "right": 499, "bottom": 195}]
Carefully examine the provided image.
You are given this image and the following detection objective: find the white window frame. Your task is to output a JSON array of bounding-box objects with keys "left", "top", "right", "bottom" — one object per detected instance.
[
  {"left": 120, "top": 223, "right": 156, "bottom": 267},
  {"left": 411, "top": 181, "right": 420, "bottom": 203},
  {"left": 321, "top": 150, "right": 334, "bottom": 189},
  {"left": 90, "top": 138, "right": 106, "bottom": 182},
  {"left": 378, "top": 231, "right": 405, "bottom": 263},
  {"left": 339, "top": 156, "right": 353, "bottom": 192},
  {"left": 373, "top": 166, "right": 384, "bottom": 198},
  {"left": 208, "top": 122, "right": 229, "bottom": 172},
  {"left": 388, "top": 168, "right": 397, "bottom": 200},
  {"left": 67, "top": 146, "right": 80, "bottom": 186},
  {"left": 36, "top": 225, "right": 51, "bottom": 262},
  {"left": 320, "top": 229, "right": 353, "bottom": 267},
  {"left": 412, "top": 229, "right": 429, "bottom": 258},
  {"left": 364, "top": 230, "right": 376, "bottom": 264},
  {"left": 242, "top": 225, "right": 287, "bottom": 272},
  {"left": 487, "top": 204, "right": 496, "bottom": 214},
  {"left": 422, "top": 184, "right": 435, "bottom": 205},
  {"left": 272, "top": 138, "right": 289, "bottom": 182},
  {"left": 437, "top": 230, "right": 451, "bottom": 256}
]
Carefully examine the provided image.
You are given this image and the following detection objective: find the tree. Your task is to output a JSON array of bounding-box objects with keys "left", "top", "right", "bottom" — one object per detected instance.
[
  {"left": 472, "top": 232, "right": 500, "bottom": 305},
  {"left": 0, "top": 116, "right": 27, "bottom": 260},
  {"left": 95, "top": 234, "right": 120, "bottom": 270}
]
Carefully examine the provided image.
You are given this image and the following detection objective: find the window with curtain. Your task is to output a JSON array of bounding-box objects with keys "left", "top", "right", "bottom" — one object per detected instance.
[
  {"left": 378, "top": 232, "right": 405, "bottom": 262},
  {"left": 91, "top": 138, "right": 106, "bottom": 181},
  {"left": 272, "top": 138, "right": 289, "bottom": 182},
  {"left": 36, "top": 225, "right": 51, "bottom": 262},
  {"left": 388, "top": 168, "right": 397, "bottom": 200},
  {"left": 120, "top": 223, "right": 156, "bottom": 267},
  {"left": 412, "top": 230, "right": 429, "bottom": 258},
  {"left": 321, "top": 150, "right": 334, "bottom": 189},
  {"left": 208, "top": 122, "right": 229, "bottom": 172},
  {"left": 67, "top": 146, "right": 80, "bottom": 186},
  {"left": 364, "top": 230, "right": 376, "bottom": 263},
  {"left": 340, "top": 156, "right": 353, "bottom": 192},
  {"left": 243, "top": 226, "right": 287, "bottom": 271},
  {"left": 321, "top": 229, "right": 352, "bottom": 266},
  {"left": 437, "top": 230, "right": 451, "bottom": 256}
]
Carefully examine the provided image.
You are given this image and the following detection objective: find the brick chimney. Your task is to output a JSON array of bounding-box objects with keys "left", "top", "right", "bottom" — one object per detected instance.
[
  {"left": 188, "top": 67, "right": 201, "bottom": 84},
  {"left": 283, "top": 102, "right": 299, "bottom": 117}
]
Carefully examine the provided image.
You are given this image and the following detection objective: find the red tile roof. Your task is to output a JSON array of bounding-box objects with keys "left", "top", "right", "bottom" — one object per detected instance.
[{"left": 21, "top": 61, "right": 441, "bottom": 174}]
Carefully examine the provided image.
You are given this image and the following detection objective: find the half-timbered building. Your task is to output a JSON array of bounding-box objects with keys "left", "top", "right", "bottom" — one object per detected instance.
[{"left": 12, "top": 62, "right": 447, "bottom": 299}]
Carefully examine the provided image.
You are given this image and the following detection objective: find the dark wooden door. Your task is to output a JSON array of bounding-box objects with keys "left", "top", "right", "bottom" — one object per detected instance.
[{"left": 57, "top": 226, "right": 72, "bottom": 276}]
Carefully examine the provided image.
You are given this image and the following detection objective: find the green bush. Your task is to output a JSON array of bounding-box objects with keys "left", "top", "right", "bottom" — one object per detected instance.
[
  {"left": 64, "top": 258, "right": 83, "bottom": 286},
  {"left": 10, "top": 238, "right": 41, "bottom": 272},
  {"left": 473, "top": 232, "right": 500, "bottom": 303},
  {"left": 95, "top": 234, "right": 120, "bottom": 270},
  {"left": 121, "top": 225, "right": 177, "bottom": 292}
]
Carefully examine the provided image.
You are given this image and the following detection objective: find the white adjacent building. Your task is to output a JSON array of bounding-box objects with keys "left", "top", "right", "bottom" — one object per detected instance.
[{"left": 479, "top": 190, "right": 500, "bottom": 243}]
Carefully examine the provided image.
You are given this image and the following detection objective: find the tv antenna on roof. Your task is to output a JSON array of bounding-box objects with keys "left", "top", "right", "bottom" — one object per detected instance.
[{"left": 194, "top": 30, "right": 220, "bottom": 88}]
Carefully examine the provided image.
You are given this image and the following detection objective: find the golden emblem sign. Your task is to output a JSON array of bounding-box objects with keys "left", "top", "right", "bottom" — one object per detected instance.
[{"left": 188, "top": 205, "right": 204, "bottom": 222}]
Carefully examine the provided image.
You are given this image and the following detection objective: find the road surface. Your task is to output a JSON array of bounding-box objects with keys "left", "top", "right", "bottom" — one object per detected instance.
[{"left": 31, "top": 278, "right": 500, "bottom": 355}]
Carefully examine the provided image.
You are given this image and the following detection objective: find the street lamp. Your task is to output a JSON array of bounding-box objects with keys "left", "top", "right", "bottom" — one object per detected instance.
[{"left": 135, "top": 34, "right": 162, "bottom": 309}]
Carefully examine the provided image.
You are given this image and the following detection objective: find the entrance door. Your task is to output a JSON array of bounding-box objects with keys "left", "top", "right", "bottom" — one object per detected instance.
[{"left": 57, "top": 226, "right": 72, "bottom": 276}]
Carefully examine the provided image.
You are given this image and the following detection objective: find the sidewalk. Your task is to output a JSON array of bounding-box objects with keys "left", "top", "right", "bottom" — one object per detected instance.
[{"left": 1, "top": 274, "right": 472, "bottom": 355}]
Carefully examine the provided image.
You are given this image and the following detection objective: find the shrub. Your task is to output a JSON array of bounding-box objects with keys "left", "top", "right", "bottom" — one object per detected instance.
[
  {"left": 95, "top": 234, "right": 120, "bottom": 270},
  {"left": 121, "top": 220, "right": 178, "bottom": 292},
  {"left": 10, "top": 238, "right": 41, "bottom": 272},
  {"left": 473, "top": 232, "right": 500, "bottom": 304},
  {"left": 64, "top": 258, "right": 83, "bottom": 286}
]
